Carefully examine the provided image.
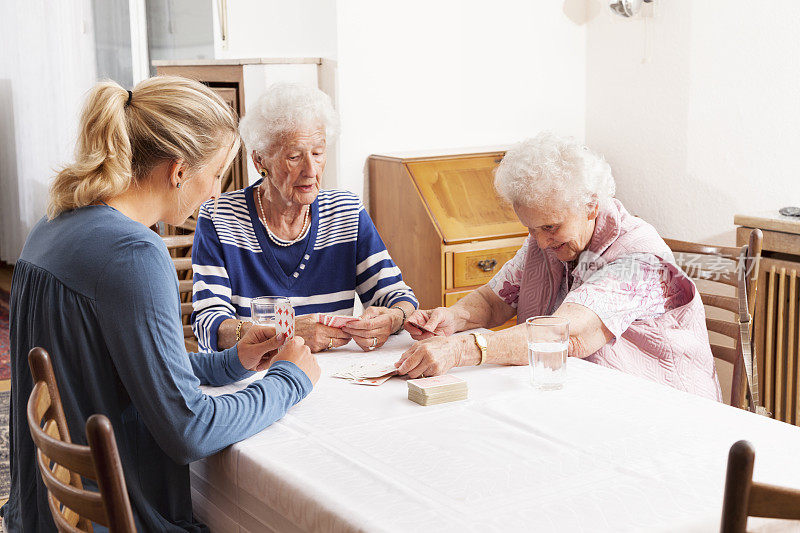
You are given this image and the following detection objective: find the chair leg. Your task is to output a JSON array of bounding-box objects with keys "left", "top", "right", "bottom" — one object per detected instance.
[{"left": 720, "top": 440, "right": 755, "bottom": 533}]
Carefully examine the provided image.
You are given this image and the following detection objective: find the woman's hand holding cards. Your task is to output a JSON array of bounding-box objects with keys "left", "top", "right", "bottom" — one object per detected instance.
[
  {"left": 404, "top": 307, "right": 459, "bottom": 340},
  {"left": 341, "top": 306, "right": 401, "bottom": 352},
  {"left": 295, "top": 314, "right": 351, "bottom": 353},
  {"left": 237, "top": 324, "right": 287, "bottom": 371},
  {"left": 270, "top": 336, "right": 321, "bottom": 385},
  {"left": 237, "top": 325, "right": 321, "bottom": 382}
]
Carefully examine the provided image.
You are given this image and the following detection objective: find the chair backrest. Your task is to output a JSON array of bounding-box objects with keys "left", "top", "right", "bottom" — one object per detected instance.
[
  {"left": 162, "top": 234, "right": 199, "bottom": 352},
  {"left": 26, "top": 347, "right": 136, "bottom": 533},
  {"left": 665, "top": 229, "right": 763, "bottom": 409},
  {"left": 721, "top": 439, "right": 800, "bottom": 532}
]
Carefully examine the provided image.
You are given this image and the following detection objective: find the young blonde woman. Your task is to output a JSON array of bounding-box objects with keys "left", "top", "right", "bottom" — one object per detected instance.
[{"left": 4, "top": 77, "right": 320, "bottom": 532}]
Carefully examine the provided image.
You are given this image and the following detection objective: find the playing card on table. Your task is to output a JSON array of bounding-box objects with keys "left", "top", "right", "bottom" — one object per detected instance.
[
  {"left": 352, "top": 375, "right": 394, "bottom": 386},
  {"left": 317, "top": 314, "right": 359, "bottom": 328},
  {"left": 407, "top": 374, "right": 466, "bottom": 393},
  {"left": 333, "top": 361, "right": 398, "bottom": 385}
]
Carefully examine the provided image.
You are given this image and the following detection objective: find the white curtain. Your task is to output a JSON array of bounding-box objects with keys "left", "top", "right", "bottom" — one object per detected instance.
[{"left": 0, "top": 0, "right": 97, "bottom": 263}]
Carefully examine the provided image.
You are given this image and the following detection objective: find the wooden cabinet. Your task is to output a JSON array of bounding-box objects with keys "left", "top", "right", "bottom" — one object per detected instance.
[
  {"left": 154, "top": 62, "right": 249, "bottom": 236},
  {"left": 736, "top": 212, "right": 800, "bottom": 425},
  {"left": 369, "top": 150, "right": 527, "bottom": 328}
]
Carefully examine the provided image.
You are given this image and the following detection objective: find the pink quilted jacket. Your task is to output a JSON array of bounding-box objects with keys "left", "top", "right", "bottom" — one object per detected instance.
[{"left": 517, "top": 199, "right": 722, "bottom": 401}]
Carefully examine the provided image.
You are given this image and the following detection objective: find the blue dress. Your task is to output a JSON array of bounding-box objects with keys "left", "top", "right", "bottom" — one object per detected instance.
[{"left": 3, "top": 205, "right": 312, "bottom": 531}]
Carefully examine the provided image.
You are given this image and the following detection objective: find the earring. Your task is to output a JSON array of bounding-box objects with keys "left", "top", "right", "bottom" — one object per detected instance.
[
  {"left": 260, "top": 169, "right": 268, "bottom": 178},
  {"left": 176, "top": 182, "right": 181, "bottom": 189}
]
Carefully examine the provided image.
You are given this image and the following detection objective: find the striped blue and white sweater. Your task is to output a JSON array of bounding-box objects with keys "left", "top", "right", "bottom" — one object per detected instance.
[{"left": 191, "top": 181, "right": 418, "bottom": 352}]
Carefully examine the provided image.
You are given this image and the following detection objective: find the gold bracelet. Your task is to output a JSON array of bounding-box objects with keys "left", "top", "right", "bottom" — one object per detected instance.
[{"left": 235, "top": 320, "right": 245, "bottom": 341}]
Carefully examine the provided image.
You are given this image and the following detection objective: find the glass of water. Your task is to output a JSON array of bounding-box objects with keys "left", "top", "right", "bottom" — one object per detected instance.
[
  {"left": 250, "top": 296, "right": 294, "bottom": 338},
  {"left": 525, "top": 316, "right": 569, "bottom": 390}
]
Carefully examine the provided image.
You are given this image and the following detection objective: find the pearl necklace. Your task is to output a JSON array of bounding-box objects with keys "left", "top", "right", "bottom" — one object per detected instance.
[{"left": 256, "top": 185, "right": 310, "bottom": 247}]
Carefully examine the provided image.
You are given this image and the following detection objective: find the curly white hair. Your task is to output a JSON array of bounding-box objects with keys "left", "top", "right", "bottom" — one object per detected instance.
[
  {"left": 238, "top": 82, "right": 340, "bottom": 156},
  {"left": 494, "top": 131, "right": 615, "bottom": 212}
]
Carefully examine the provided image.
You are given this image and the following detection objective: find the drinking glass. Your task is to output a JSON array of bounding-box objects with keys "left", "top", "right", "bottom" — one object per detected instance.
[
  {"left": 250, "top": 296, "right": 294, "bottom": 338},
  {"left": 525, "top": 316, "right": 569, "bottom": 390}
]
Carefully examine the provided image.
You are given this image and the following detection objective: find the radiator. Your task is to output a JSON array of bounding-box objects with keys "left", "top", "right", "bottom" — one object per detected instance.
[{"left": 759, "top": 262, "right": 800, "bottom": 424}]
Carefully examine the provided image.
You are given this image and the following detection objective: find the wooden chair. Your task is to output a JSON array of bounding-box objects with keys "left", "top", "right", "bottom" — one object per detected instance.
[
  {"left": 721, "top": 439, "right": 800, "bottom": 532},
  {"left": 162, "top": 234, "right": 199, "bottom": 352},
  {"left": 665, "top": 229, "right": 763, "bottom": 410},
  {"left": 26, "top": 347, "right": 136, "bottom": 532}
]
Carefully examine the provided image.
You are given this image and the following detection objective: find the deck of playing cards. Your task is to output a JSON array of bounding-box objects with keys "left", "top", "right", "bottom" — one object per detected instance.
[{"left": 407, "top": 375, "right": 468, "bottom": 405}]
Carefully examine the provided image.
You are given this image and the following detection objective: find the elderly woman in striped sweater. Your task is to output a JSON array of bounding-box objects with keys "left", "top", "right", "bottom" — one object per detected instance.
[{"left": 192, "top": 83, "right": 418, "bottom": 353}]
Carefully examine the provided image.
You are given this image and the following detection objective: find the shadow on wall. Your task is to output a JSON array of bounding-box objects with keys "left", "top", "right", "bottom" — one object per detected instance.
[
  {"left": 642, "top": 171, "right": 740, "bottom": 246},
  {"left": 562, "top": 0, "right": 602, "bottom": 25},
  {"left": 586, "top": 0, "right": 700, "bottom": 243},
  {"left": 361, "top": 159, "right": 370, "bottom": 213},
  {"left": 0, "top": 79, "right": 21, "bottom": 264}
]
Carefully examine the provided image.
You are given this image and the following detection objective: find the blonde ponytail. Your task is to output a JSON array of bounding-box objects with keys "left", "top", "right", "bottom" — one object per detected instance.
[
  {"left": 47, "top": 76, "right": 238, "bottom": 219},
  {"left": 48, "top": 81, "right": 132, "bottom": 219}
]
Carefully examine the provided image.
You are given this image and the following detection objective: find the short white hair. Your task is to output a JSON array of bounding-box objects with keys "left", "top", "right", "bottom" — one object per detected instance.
[
  {"left": 238, "top": 82, "right": 340, "bottom": 156},
  {"left": 494, "top": 131, "right": 615, "bottom": 212}
]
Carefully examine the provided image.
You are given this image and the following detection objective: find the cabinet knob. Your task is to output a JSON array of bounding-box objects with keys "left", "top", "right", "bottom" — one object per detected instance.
[{"left": 477, "top": 259, "right": 498, "bottom": 272}]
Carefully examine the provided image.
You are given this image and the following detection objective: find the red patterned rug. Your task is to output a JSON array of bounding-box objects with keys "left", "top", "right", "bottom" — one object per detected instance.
[{"left": 0, "top": 289, "right": 9, "bottom": 380}]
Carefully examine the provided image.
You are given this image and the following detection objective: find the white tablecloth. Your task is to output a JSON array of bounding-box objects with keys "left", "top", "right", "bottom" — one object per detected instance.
[{"left": 191, "top": 332, "right": 800, "bottom": 533}]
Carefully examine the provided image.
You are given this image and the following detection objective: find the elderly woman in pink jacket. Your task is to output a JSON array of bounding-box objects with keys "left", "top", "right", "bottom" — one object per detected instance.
[{"left": 397, "top": 131, "right": 722, "bottom": 400}]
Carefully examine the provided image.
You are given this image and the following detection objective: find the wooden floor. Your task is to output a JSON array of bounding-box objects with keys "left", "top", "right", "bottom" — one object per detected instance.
[{"left": 0, "top": 261, "right": 11, "bottom": 293}]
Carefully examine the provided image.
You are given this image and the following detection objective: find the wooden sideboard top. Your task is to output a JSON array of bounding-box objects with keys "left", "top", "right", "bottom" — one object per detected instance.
[
  {"left": 370, "top": 146, "right": 508, "bottom": 163},
  {"left": 151, "top": 57, "right": 322, "bottom": 67},
  {"left": 735, "top": 211, "right": 800, "bottom": 236}
]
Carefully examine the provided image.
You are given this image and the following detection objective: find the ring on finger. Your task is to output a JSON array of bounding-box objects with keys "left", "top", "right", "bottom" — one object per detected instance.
[
  {"left": 371, "top": 337, "right": 378, "bottom": 348},
  {"left": 327, "top": 337, "right": 334, "bottom": 350}
]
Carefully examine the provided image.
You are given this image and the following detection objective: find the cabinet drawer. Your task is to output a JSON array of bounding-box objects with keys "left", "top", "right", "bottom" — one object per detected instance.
[
  {"left": 452, "top": 246, "right": 519, "bottom": 288},
  {"left": 444, "top": 289, "right": 473, "bottom": 307}
]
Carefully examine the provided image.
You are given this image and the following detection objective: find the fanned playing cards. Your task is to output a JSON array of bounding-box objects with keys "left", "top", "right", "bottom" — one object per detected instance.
[
  {"left": 407, "top": 375, "right": 468, "bottom": 405},
  {"left": 406, "top": 317, "right": 445, "bottom": 336},
  {"left": 333, "top": 361, "right": 398, "bottom": 386},
  {"left": 317, "top": 314, "right": 359, "bottom": 328}
]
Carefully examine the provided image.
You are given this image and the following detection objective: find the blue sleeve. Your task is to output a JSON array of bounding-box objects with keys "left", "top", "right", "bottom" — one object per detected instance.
[
  {"left": 191, "top": 202, "right": 236, "bottom": 352},
  {"left": 96, "top": 240, "right": 313, "bottom": 464},
  {"left": 187, "top": 344, "right": 251, "bottom": 387},
  {"left": 354, "top": 205, "right": 418, "bottom": 309}
]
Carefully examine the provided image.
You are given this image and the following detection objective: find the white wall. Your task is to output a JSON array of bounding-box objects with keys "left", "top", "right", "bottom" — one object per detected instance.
[
  {"left": 586, "top": 0, "right": 800, "bottom": 245},
  {"left": 212, "top": 0, "right": 587, "bottom": 198},
  {"left": 335, "top": 0, "right": 587, "bottom": 196}
]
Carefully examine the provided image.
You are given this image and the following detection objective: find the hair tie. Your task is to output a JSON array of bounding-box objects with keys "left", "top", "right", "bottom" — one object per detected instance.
[{"left": 125, "top": 90, "right": 133, "bottom": 107}]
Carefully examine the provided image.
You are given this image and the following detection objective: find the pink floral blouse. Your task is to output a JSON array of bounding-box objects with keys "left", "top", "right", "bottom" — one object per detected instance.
[{"left": 487, "top": 238, "right": 680, "bottom": 339}]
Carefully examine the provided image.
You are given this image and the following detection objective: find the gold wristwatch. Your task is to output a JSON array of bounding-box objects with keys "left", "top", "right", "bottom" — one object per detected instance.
[{"left": 471, "top": 332, "right": 488, "bottom": 366}]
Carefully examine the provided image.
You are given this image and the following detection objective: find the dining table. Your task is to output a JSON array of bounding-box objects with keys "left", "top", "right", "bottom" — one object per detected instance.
[{"left": 190, "top": 331, "right": 800, "bottom": 532}]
